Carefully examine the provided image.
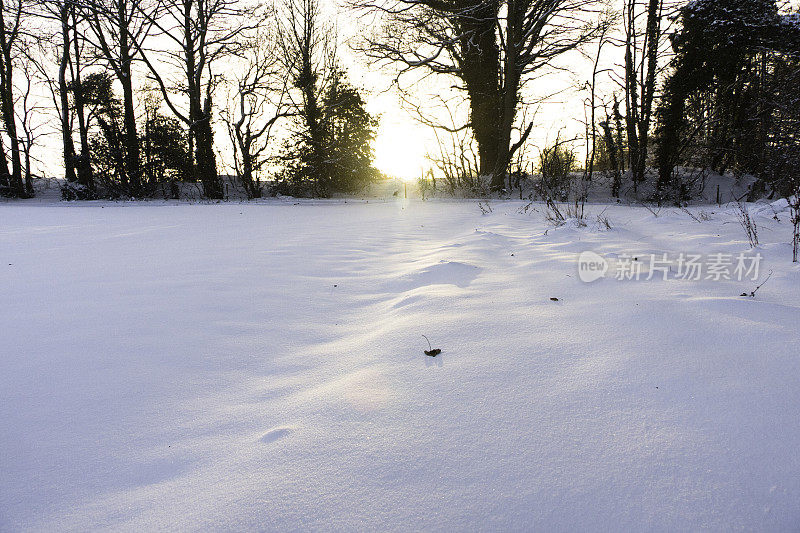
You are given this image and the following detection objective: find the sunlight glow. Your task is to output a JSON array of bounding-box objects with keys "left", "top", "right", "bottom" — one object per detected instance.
[{"left": 373, "top": 118, "right": 427, "bottom": 182}]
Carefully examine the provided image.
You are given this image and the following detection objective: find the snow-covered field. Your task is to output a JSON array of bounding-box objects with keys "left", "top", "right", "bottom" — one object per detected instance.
[{"left": 2, "top": 198, "right": 799, "bottom": 531}]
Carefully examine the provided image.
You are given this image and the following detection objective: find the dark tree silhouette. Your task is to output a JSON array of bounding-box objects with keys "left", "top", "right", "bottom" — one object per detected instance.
[
  {"left": 223, "top": 23, "right": 294, "bottom": 199},
  {"left": 356, "top": 0, "right": 602, "bottom": 188},
  {"left": 0, "top": 0, "right": 28, "bottom": 197},
  {"left": 133, "top": 0, "right": 262, "bottom": 199},
  {"left": 81, "top": 0, "right": 157, "bottom": 195}
]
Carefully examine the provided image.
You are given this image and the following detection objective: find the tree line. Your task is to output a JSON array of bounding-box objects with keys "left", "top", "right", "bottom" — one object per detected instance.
[
  {"left": 358, "top": 0, "right": 799, "bottom": 205},
  {"left": 0, "top": 0, "right": 798, "bottom": 202},
  {"left": 0, "top": 0, "right": 379, "bottom": 199}
]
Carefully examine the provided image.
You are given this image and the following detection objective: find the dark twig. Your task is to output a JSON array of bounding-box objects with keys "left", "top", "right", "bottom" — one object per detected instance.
[
  {"left": 741, "top": 269, "right": 772, "bottom": 297},
  {"left": 421, "top": 335, "right": 441, "bottom": 357}
]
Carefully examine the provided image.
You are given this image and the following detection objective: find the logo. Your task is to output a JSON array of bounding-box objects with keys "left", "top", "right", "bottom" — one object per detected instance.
[{"left": 578, "top": 251, "right": 608, "bottom": 282}]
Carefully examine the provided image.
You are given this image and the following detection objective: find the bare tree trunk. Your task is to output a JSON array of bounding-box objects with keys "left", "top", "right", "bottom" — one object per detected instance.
[
  {"left": 0, "top": 122, "right": 10, "bottom": 190},
  {"left": 187, "top": 70, "right": 221, "bottom": 198},
  {"left": 490, "top": 0, "right": 523, "bottom": 189},
  {"left": 624, "top": 0, "right": 662, "bottom": 188},
  {"left": 613, "top": 95, "right": 626, "bottom": 174},
  {"left": 585, "top": 18, "right": 613, "bottom": 183},
  {"left": 181, "top": 1, "right": 221, "bottom": 198},
  {"left": 71, "top": 9, "right": 94, "bottom": 189},
  {"left": 58, "top": 2, "right": 77, "bottom": 187},
  {"left": 240, "top": 144, "right": 256, "bottom": 197},
  {"left": 0, "top": 0, "right": 25, "bottom": 196},
  {"left": 491, "top": 61, "right": 520, "bottom": 189},
  {"left": 600, "top": 115, "right": 621, "bottom": 197},
  {"left": 119, "top": 66, "right": 140, "bottom": 193},
  {"left": 195, "top": 92, "right": 221, "bottom": 198},
  {"left": 81, "top": 0, "right": 147, "bottom": 195},
  {"left": 58, "top": 3, "right": 78, "bottom": 184},
  {"left": 457, "top": 1, "right": 501, "bottom": 179},
  {"left": 118, "top": 0, "right": 140, "bottom": 194},
  {"left": 792, "top": 195, "right": 799, "bottom": 263},
  {"left": 623, "top": 9, "right": 641, "bottom": 186}
]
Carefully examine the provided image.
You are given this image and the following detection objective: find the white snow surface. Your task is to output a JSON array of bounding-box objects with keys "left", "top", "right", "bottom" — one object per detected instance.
[{"left": 1, "top": 198, "right": 799, "bottom": 531}]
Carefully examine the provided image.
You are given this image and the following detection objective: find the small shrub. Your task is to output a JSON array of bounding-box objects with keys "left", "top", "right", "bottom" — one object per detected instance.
[
  {"left": 735, "top": 201, "right": 759, "bottom": 248},
  {"left": 417, "top": 177, "right": 433, "bottom": 200},
  {"left": 539, "top": 142, "right": 576, "bottom": 201},
  {"left": 596, "top": 213, "right": 612, "bottom": 230},
  {"left": 61, "top": 182, "right": 97, "bottom": 201}
]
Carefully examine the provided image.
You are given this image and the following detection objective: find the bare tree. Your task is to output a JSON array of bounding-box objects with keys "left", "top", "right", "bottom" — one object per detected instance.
[
  {"left": 277, "top": 0, "right": 336, "bottom": 195},
  {"left": 0, "top": 0, "right": 28, "bottom": 196},
  {"left": 133, "top": 0, "right": 261, "bottom": 198},
  {"left": 598, "top": 103, "right": 621, "bottom": 197},
  {"left": 357, "top": 0, "right": 602, "bottom": 189},
  {"left": 29, "top": 0, "right": 104, "bottom": 192},
  {"left": 579, "top": 9, "right": 615, "bottom": 183},
  {"left": 68, "top": 5, "right": 95, "bottom": 189},
  {"left": 492, "top": 0, "right": 602, "bottom": 188},
  {"left": 57, "top": 2, "right": 81, "bottom": 187},
  {"left": 422, "top": 94, "right": 481, "bottom": 193},
  {"left": 220, "top": 22, "right": 294, "bottom": 199},
  {"left": 80, "top": 0, "right": 157, "bottom": 194},
  {"left": 15, "top": 50, "right": 50, "bottom": 192},
  {"left": 612, "top": 0, "right": 673, "bottom": 188}
]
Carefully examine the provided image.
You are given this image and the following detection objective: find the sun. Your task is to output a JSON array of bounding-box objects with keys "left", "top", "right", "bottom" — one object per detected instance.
[{"left": 373, "top": 117, "right": 428, "bottom": 182}]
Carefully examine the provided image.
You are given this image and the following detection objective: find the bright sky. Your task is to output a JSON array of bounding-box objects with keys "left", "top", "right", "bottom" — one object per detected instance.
[{"left": 349, "top": 64, "right": 593, "bottom": 182}]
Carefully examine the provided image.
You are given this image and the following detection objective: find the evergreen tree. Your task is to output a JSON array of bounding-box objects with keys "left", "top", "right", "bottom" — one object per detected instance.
[
  {"left": 83, "top": 72, "right": 127, "bottom": 195},
  {"left": 141, "top": 111, "right": 193, "bottom": 191},
  {"left": 70, "top": 73, "right": 192, "bottom": 198},
  {"left": 277, "top": 69, "right": 379, "bottom": 196},
  {"left": 655, "top": 0, "right": 800, "bottom": 200},
  {"left": 320, "top": 69, "right": 380, "bottom": 193}
]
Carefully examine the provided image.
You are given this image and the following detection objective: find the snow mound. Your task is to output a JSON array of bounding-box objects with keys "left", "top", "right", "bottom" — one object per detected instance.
[
  {"left": 260, "top": 427, "right": 292, "bottom": 444},
  {"left": 387, "top": 260, "right": 481, "bottom": 291}
]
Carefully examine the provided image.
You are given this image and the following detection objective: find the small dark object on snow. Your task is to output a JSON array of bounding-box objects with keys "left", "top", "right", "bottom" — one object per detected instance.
[
  {"left": 741, "top": 269, "right": 773, "bottom": 298},
  {"left": 334, "top": 284, "right": 338, "bottom": 287},
  {"left": 421, "top": 335, "right": 441, "bottom": 357},
  {"left": 550, "top": 297, "right": 559, "bottom": 301}
]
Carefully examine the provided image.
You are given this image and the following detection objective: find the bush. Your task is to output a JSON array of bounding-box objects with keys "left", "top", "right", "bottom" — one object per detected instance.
[
  {"left": 61, "top": 182, "right": 97, "bottom": 201},
  {"left": 539, "top": 142, "right": 576, "bottom": 200}
]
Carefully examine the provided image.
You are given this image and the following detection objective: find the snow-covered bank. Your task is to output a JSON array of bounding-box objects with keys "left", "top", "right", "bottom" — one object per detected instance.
[{"left": 1, "top": 199, "right": 799, "bottom": 531}]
